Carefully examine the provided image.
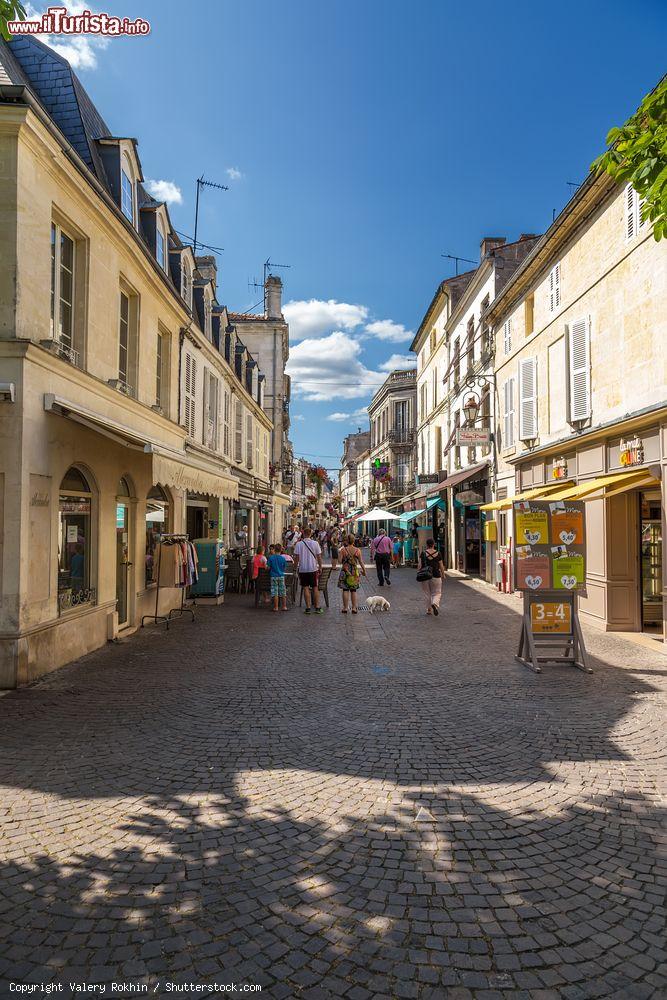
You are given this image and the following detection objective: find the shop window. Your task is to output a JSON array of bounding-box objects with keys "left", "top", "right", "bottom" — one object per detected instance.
[
  {"left": 145, "top": 485, "right": 170, "bottom": 586},
  {"left": 58, "top": 466, "right": 95, "bottom": 614}
]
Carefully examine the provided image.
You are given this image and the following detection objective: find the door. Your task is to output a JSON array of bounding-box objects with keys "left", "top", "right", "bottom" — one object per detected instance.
[
  {"left": 115, "top": 501, "right": 131, "bottom": 628},
  {"left": 464, "top": 507, "right": 481, "bottom": 575},
  {"left": 640, "top": 491, "right": 663, "bottom": 635}
]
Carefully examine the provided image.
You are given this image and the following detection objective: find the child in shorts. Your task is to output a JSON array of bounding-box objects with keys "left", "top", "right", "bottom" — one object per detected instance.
[{"left": 267, "top": 543, "right": 288, "bottom": 612}]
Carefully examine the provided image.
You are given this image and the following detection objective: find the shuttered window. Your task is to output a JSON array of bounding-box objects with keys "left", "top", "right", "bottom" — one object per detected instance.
[
  {"left": 625, "top": 183, "right": 647, "bottom": 241},
  {"left": 234, "top": 399, "right": 243, "bottom": 463},
  {"left": 548, "top": 264, "right": 561, "bottom": 312},
  {"left": 503, "top": 378, "right": 515, "bottom": 449},
  {"left": 567, "top": 318, "right": 591, "bottom": 422},
  {"left": 519, "top": 357, "right": 538, "bottom": 441},
  {"left": 223, "top": 389, "right": 231, "bottom": 456},
  {"left": 204, "top": 370, "right": 219, "bottom": 450},
  {"left": 184, "top": 352, "right": 197, "bottom": 438},
  {"left": 246, "top": 414, "right": 254, "bottom": 469},
  {"left": 503, "top": 319, "right": 512, "bottom": 355}
]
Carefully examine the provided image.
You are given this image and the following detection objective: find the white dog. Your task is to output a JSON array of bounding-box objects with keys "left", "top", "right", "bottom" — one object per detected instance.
[{"left": 367, "top": 595, "right": 391, "bottom": 614}]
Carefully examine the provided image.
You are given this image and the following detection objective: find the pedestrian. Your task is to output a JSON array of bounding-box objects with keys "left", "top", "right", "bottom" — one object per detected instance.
[
  {"left": 250, "top": 544, "right": 269, "bottom": 604},
  {"left": 338, "top": 532, "right": 366, "bottom": 613},
  {"left": 294, "top": 527, "right": 324, "bottom": 615},
  {"left": 371, "top": 528, "right": 393, "bottom": 587},
  {"left": 417, "top": 537, "right": 445, "bottom": 617},
  {"left": 267, "top": 543, "right": 288, "bottom": 613},
  {"left": 330, "top": 526, "right": 340, "bottom": 570},
  {"left": 392, "top": 534, "right": 402, "bottom": 567}
]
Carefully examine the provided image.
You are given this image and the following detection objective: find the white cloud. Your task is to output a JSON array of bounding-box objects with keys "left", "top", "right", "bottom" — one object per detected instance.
[
  {"left": 292, "top": 414, "right": 305, "bottom": 422},
  {"left": 364, "top": 319, "right": 413, "bottom": 343},
  {"left": 286, "top": 332, "right": 384, "bottom": 402},
  {"left": 226, "top": 167, "right": 243, "bottom": 181},
  {"left": 25, "top": 2, "right": 109, "bottom": 70},
  {"left": 283, "top": 299, "right": 368, "bottom": 342},
  {"left": 378, "top": 353, "right": 417, "bottom": 372},
  {"left": 326, "top": 407, "right": 368, "bottom": 423},
  {"left": 145, "top": 179, "right": 183, "bottom": 205}
]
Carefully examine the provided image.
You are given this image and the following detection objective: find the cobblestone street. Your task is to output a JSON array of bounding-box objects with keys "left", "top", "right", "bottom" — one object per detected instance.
[{"left": 1, "top": 568, "right": 666, "bottom": 999}]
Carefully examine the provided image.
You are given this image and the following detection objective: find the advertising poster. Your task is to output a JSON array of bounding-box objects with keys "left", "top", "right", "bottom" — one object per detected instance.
[{"left": 513, "top": 500, "right": 586, "bottom": 592}]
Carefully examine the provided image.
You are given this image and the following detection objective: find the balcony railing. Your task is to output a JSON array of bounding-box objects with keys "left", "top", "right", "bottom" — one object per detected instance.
[
  {"left": 387, "top": 428, "right": 416, "bottom": 445},
  {"left": 42, "top": 338, "right": 80, "bottom": 367}
]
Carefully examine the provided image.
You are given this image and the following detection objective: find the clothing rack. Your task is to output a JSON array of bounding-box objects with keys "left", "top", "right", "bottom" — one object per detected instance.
[{"left": 140, "top": 533, "right": 196, "bottom": 630}]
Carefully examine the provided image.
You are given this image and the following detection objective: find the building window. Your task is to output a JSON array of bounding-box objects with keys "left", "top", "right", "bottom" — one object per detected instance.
[
  {"left": 121, "top": 156, "right": 134, "bottom": 223},
  {"left": 119, "top": 292, "right": 130, "bottom": 385},
  {"left": 223, "top": 388, "right": 231, "bottom": 456},
  {"left": 481, "top": 296, "right": 490, "bottom": 355},
  {"left": 453, "top": 336, "right": 461, "bottom": 385},
  {"left": 548, "top": 264, "right": 561, "bottom": 312},
  {"left": 246, "top": 413, "right": 254, "bottom": 469},
  {"left": 519, "top": 357, "right": 538, "bottom": 441},
  {"left": 204, "top": 297, "right": 212, "bottom": 340},
  {"left": 503, "top": 319, "right": 512, "bottom": 355},
  {"left": 184, "top": 352, "right": 197, "bottom": 438},
  {"left": 434, "top": 426, "right": 442, "bottom": 474},
  {"left": 503, "top": 378, "right": 515, "bottom": 449},
  {"left": 430, "top": 329, "right": 437, "bottom": 354},
  {"left": 50, "top": 222, "right": 76, "bottom": 353},
  {"left": 155, "top": 332, "right": 166, "bottom": 408},
  {"left": 156, "top": 222, "right": 166, "bottom": 270},
  {"left": 181, "top": 260, "right": 192, "bottom": 307},
  {"left": 234, "top": 399, "right": 244, "bottom": 463},
  {"left": 204, "top": 369, "right": 219, "bottom": 450},
  {"left": 625, "top": 184, "right": 647, "bottom": 241},
  {"left": 466, "top": 316, "right": 475, "bottom": 372},
  {"left": 145, "top": 485, "right": 170, "bottom": 586},
  {"left": 58, "top": 466, "right": 94, "bottom": 613},
  {"left": 525, "top": 295, "right": 534, "bottom": 337}
]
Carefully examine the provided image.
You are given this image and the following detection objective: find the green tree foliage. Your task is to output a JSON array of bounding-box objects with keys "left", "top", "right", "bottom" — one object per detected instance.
[
  {"left": 0, "top": 1, "right": 26, "bottom": 41},
  {"left": 592, "top": 77, "right": 667, "bottom": 241}
]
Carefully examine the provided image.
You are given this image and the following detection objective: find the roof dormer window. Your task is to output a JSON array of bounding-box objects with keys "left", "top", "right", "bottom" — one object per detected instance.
[
  {"left": 204, "top": 296, "right": 212, "bottom": 340},
  {"left": 181, "top": 259, "right": 192, "bottom": 308},
  {"left": 121, "top": 153, "right": 135, "bottom": 224},
  {"left": 156, "top": 220, "right": 166, "bottom": 270}
]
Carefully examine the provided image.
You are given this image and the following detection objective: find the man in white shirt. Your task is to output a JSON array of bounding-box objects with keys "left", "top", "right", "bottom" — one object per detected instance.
[{"left": 294, "top": 527, "right": 324, "bottom": 614}]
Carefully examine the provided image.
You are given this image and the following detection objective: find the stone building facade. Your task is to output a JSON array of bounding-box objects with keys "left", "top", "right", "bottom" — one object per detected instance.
[{"left": 367, "top": 370, "right": 417, "bottom": 510}]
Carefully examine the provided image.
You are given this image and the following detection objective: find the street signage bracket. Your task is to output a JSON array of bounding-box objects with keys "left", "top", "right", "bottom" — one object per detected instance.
[{"left": 516, "top": 591, "right": 592, "bottom": 674}]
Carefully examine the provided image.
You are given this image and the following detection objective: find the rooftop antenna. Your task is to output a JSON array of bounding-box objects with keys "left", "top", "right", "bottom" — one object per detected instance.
[
  {"left": 193, "top": 175, "right": 229, "bottom": 257},
  {"left": 441, "top": 252, "right": 477, "bottom": 276},
  {"left": 567, "top": 181, "right": 583, "bottom": 194}
]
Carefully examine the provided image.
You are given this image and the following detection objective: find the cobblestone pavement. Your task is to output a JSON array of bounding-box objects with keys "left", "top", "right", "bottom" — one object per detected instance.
[{"left": 1, "top": 565, "right": 666, "bottom": 999}]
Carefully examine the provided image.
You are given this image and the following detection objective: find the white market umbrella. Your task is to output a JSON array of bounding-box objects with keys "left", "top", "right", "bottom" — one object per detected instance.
[{"left": 354, "top": 507, "right": 397, "bottom": 522}]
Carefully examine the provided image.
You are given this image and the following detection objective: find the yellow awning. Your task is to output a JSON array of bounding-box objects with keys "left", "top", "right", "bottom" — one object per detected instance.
[
  {"left": 150, "top": 450, "right": 239, "bottom": 500},
  {"left": 537, "top": 469, "right": 652, "bottom": 502},
  {"left": 481, "top": 481, "right": 571, "bottom": 512}
]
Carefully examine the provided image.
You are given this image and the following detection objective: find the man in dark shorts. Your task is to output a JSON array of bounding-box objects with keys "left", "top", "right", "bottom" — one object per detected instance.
[{"left": 293, "top": 527, "right": 324, "bottom": 614}]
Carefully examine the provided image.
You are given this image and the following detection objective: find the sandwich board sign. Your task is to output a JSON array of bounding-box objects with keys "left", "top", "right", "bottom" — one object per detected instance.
[{"left": 513, "top": 498, "right": 591, "bottom": 674}]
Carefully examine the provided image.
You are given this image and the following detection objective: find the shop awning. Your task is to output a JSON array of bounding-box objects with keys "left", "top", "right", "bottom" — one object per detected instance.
[
  {"left": 481, "top": 481, "right": 571, "bottom": 512},
  {"left": 427, "top": 461, "right": 489, "bottom": 496},
  {"left": 148, "top": 448, "right": 239, "bottom": 500},
  {"left": 354, "top": 507, "right": 396, "bottom": 522},
  {"left": 427, "top": 496, "right": 446, "bottom": 512},
  {"left": 397, "top": 508, "right": 426, "bottom": 527},
  {"left": 537, "top": 469, "right": 659, "bottom": 502}
]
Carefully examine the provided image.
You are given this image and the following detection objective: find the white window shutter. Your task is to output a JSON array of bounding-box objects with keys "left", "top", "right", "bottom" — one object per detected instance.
[
  {"left": 568, "top": 318, "right": 591, "bottom": 422},
  {"left": 519, "top": 358, "right": 537, "bottom": 441},
  {"left": 625, "top": 184, "right": 636, "bottom": 241},
  {"left": 503, "top": 379, "right": 515, "bottom": 449}
]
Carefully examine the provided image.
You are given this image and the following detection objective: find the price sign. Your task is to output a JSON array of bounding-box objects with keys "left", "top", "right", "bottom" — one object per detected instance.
[{"left": 530, "top": 601, "right": 572, "bottom": 634}]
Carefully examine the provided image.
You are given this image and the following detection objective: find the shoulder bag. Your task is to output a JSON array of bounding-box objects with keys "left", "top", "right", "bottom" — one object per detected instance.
[{"left": 416, "top": 551, "right": 433, "bottom": 583}]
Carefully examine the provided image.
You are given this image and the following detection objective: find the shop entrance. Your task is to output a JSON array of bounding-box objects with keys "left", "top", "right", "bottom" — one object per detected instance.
[
  {"left": 464, "top": 507, "right": 481, "bottom": 575},
  {"left": 187, "top": 495, "right": 209, "bottom": 541},
  {"left": 639, "top": 490, "right": 663, "bottom": 636},
  {"left": 115, "top": 497, "right": 130, "bottom": 629}
]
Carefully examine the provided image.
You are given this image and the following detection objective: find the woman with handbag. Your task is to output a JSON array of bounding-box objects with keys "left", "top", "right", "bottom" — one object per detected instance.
[
  {"left": 338, "top": 533, "right": 366, "bottom": 613},
  {"left": 416, "top": 538, "right": 445, "bottom": 616}
]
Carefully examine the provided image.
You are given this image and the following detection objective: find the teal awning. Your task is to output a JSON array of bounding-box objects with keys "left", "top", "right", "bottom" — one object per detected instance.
[
  {"left": 397, "top": 508, "right": 426, "bottom": 528},
  {"left": 427, "top": 497, "right": 446, "bottom": 512}
]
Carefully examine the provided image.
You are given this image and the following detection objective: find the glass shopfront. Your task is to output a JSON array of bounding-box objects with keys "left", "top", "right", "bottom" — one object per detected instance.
[
  {"left": 640, "top": 490, "right": 663, "bottom": 635},
  {"left": 145, "top": 485, "right": 170, "bottom": 586},
  {"left": 58, "top": 466, "right": 93, "bottom": 611}
]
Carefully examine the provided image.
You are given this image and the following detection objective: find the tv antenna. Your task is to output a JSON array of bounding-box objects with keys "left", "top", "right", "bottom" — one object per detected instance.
[
  {"left": 193, "top": 175, "right": 229, "bottom": 257},
  {"left": 441, "top": 252, "right": 477, "bottom": 276},
  {"left": 247, "top": 258, "right": 292, "bottom": 311},
  {"left": 567, "top": 180, "right": 583, "bottom": 194}
]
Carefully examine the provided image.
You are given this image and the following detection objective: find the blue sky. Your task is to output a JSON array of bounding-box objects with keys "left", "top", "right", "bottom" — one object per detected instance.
[{"left": 35, "top": 0, "right": 667, "bottom": 473}]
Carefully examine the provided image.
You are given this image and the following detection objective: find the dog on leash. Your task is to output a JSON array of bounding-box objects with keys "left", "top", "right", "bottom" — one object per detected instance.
[{"left": 367, "top": 595, "right": 391, "bottom": 614}]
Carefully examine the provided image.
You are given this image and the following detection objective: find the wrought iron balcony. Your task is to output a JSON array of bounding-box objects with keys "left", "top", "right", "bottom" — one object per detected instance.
[{"left": 387, "top": 428, "right": 416, "bottom": 445}]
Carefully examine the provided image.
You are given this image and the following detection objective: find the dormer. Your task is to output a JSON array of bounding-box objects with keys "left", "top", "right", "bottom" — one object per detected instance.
[
  {"left": 212, "top": 305, "right": 227, "bottom": 351},
  {"left": 246, "top": 357, "right": 257, "bottom": 396},
  {"left": 170, "top": 245, "right": 195, "bottom": 311},
  {"left": 224, "top": 324, "right": 236, "bottom": 365},
  {"left": 138, "top": 196, "right": 171, "bottom": 272},
  {"left": 96, "top": 137, "right": 143, "bottom": 229},
  {"left": 258, "top": 373, "right": 266, "bottom": 409},
  {"left": 193, "top": 278, "right": 214, "bottom": 341},
  {"left": 235, "top": 343, "right": 247, "bottom": 385}
]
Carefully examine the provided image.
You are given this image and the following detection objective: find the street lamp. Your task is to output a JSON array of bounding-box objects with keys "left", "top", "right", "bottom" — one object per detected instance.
[{"left": 463, "top": 393, "right": 480, "bottom": 425}]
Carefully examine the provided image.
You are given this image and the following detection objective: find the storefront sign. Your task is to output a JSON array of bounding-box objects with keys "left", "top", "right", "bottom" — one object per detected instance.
[
  {"left": 552, "top": 457, "right": 567, "bottom": 479},
  {"left": 530, "top": 600, "right": 572, "bottom": 634},
  {"left": 30, "top": 491, "right": 50, "bottom": 507},
  {"left": 457, "top": 490, "right": 484, "bottom": 506},
  {"left": 619, "top": 436, "right": 644, "bottom": 467},
  {"left": 416, "top": 473, "right": 439, "bottom": 485},
  {"left": 513, "top": 499, "right": 586, "bottom": 593},
  {"left": 456, "top": 427, "right": 490, "bottom": 446}
]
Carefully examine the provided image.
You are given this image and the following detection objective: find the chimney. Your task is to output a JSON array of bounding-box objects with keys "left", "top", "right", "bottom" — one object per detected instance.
[
  {"left": 265, "top": 274, "right": 283, "bottom": 319},
  {"left": 518, "top": 233, "right": 539, "bottom": 241},
  {"left": 195, "top": 255, "right": 217, "bottom": 293},
  {"left": 480, "top": 237, "right": 506, "bottom": 259}
]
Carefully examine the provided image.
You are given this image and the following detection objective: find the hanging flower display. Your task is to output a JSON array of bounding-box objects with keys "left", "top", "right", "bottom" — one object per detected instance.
[
  {"left": 307, "top": 464, "right": 328, "bottom": 499},
  {"left": 371, "top": 458, "right": 392, "bottom": 485}
]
